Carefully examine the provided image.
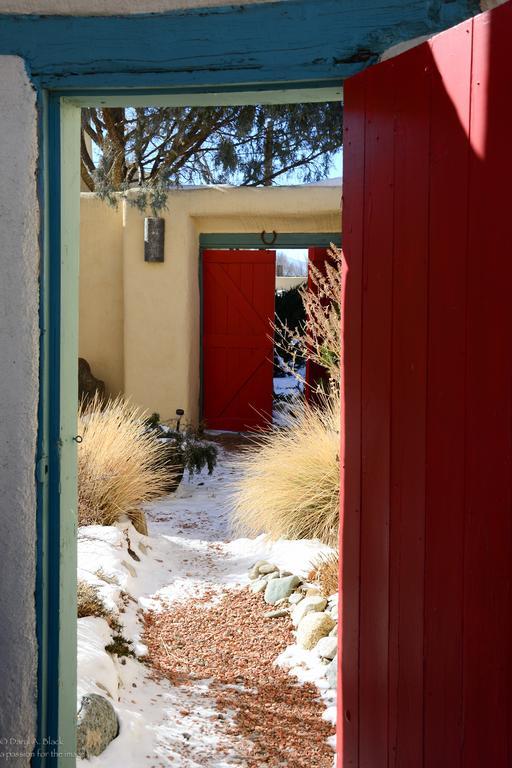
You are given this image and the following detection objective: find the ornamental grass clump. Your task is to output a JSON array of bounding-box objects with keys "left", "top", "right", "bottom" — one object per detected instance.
[
  {"left": 78, "top": 395, "right": 172, "bottom": 533},
  {"left": 308, "top": 551, "right": 339, "bottom": 596},
  {"left": 231, "top": 392, "right": 340, "bottom": 547}
]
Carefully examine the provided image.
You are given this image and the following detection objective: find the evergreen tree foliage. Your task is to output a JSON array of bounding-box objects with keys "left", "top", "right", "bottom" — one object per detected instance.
[{"left": 81, "top": 103, "right": 342, "bottom": 213}]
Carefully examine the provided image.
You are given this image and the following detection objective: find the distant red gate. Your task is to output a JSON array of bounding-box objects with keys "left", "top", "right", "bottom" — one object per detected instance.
[
  {"left": 202, "top": 249, "right": 275, "bottom": 431},
  {"left": 341, "top": 3, "right": 512, "bottom": 767}
]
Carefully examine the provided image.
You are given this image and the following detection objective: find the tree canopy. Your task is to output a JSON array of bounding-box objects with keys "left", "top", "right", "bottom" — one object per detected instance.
[{"left": 81, "top": 103, "right": 342, "bottom": 213}]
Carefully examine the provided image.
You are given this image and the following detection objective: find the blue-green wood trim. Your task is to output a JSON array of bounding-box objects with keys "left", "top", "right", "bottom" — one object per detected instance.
[
  {"left": 47, "top": 92, "right": 64, "bottom": 767},
  {"left": 0, "top": 0, "right": 481, "bottom": 90},
  {"left": 61, "top": 82, "right": 342, "bottom": 108},
  {"left": 34, "top": 88, "right": 51, "bottom": 768},
  {"left": 199, "top": 233, "right": 342, "bottom": 249},
  {"left": 34, "top": 92, "right": 63, "bottom": 768}
]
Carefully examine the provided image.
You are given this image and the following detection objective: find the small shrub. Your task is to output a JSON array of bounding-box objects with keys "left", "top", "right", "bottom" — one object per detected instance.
[
  {"left": 178, "top": 432, "right": 218, "bottom": 475},
  {"left": 231, "top": 392, "right": 340, "bottom": 546},
  {"left": 308, "top": 551, "right": 339, "bottom": 596},
  {"left": 78, "top": 395, "right": 172, "bottom": 532},
  {"left": 105, "top": 634, "right": 135, "bottom": 658},
  {"left": 77, "top": 580, "right": 109, "bottom": 619},
  {"left": 146, "top": 415, "right": 218, "bottom": 480}
]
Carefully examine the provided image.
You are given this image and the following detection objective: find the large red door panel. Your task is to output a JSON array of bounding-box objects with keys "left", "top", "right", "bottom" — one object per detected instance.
[
  {"left": 202, "top": 249, "right": 275, "bottom": 431},
  {"left": 341, "top": 3, "right": 512, "bottom": 766}
]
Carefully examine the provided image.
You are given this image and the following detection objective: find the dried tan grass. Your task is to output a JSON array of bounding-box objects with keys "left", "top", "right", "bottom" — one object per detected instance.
[
  {"left": 77, "top": 394, "right": 172, "bottom": 532},
  {"left": 231, "top": 393, "right": 340, "bottom": 546},
  {"left": 308, "top": 551, "right": 339, "bottom": 596},
  {"left": 77, "top": 580, "right": 108, "bottom": 619}
]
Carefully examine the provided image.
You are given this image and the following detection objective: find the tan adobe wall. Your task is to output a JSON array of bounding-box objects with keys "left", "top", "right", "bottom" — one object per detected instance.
[{"left": 79, "top": 185, "right": 341, "bottom": 425}]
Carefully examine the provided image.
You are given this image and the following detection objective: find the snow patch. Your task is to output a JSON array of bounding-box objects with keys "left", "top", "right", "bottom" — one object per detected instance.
[{"left": 77, "top": 445, "right": 336, "bottom": 766}]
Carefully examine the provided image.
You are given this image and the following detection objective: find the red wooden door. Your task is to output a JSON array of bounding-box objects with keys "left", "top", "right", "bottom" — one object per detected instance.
[
  {"left": 202, "top": 249, "right": 275, "bottom": 431},
  {"left": 341, "top": 3, "right": 512, "bottom": 767},
  {"left": 306, "top": 246, "right": 332, "bottom": 398}
]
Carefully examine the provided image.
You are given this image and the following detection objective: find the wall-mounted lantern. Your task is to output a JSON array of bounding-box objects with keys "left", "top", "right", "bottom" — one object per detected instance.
[{"left": 144, "top": 217, "right": 165, "bottom": 262}]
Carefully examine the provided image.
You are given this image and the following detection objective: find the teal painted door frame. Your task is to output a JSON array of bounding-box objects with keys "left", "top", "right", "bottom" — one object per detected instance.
[
  {"left": 36, "top": 93, "right": 80, "bottom": 768},
  {"left": 38, "top": 84, "right": 342, "bottom": 768}
]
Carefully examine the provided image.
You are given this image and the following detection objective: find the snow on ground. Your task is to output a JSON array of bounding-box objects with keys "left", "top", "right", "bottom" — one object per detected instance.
[
  {"left": 273, "top": 369, "right": 304, "bottom": 426},
  {"left": 77, "top": 441, "right": 336, "bottom": 767}
]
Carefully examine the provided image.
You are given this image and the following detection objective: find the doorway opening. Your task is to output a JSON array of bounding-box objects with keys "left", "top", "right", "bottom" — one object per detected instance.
[
  {"left": 199, "top": 237, "right": 341, "bottom": 433},
  {"left": 52, "top": 91, "right": 344, "bottom": 767}
]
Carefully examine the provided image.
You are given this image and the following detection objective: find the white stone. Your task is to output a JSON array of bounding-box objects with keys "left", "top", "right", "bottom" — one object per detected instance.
[
  {"left": 296, "top": 612, "right": 335, "bottom": 650},
  {"left": 288, "top": 592, "right": 304, "bottom": 605},
  {"left": 258, "top": 563, "right": 278, "bottom": 575},
  {"left": 315, "top": 635, "right": 338, "bottom": 660},
  {"left": 292, "top": 596, "right": 327, "bottom": 626},
  {"left": 326, "top": 655, "right": 338, "bottom": 689}
]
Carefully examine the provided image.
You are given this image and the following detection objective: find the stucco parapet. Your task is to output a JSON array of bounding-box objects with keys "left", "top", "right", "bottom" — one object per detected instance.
[{"left": 0, "top": 0, "right": 283, "bottom": 14}]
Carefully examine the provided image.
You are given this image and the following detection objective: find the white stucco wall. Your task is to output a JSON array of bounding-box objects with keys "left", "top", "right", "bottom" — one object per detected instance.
[
  {"left": 0, "top": 56, "right": 39, "bottom": 765},
  {"left": 0, "top": 0, "right": 282, "bottom": 13}
]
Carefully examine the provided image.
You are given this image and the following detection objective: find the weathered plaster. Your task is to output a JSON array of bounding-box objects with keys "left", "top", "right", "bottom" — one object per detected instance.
[
  {"left": 0, "top": 0, "right": 280, "bottom": 12},
  {"left": 480, "top": 0, "right": 508, "bottom": 9},
  {"left": 0, "top": 56, "right": 39, "bottom": 766}
]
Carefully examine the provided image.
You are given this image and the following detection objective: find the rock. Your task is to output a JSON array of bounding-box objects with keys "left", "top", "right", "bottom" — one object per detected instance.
[
  {"left": 288, "top": 592, "right": 304, "bottom": 605},
  {"left": 292, "top": 596, "right": 327, "bottom": 625},
  {"left": 264, "top": 575, "right": 301, "bottom": 604},
  {"left": 76, "top": 693, "right": 119, "bottom": 759},
  {"left": 78, "top": 358, "right": 105, "bottom": 407},
  {"left": 326, "top": 655, "right": 338, "bottom": 689},
  {"left": 263, "top": 609, "right": 289, "bottom": 618},
  {"left": 249, "top": 560, "right": 268, "bottom": 579},
  {"left": 329, "top": 625, "right": 338, "bottom": 637},
  {"left": 258, "top": 563, "right": 278, "bottom": 575},
  {"left": 315, "top": 635, "right": 338, "bottom": 660},
  {"left": 250, "top": 579, "right": 268, "bottom": 594},
  {"left": 305, "top": 587, "right": 322, "bottom": 598},
  {"left": 280, "top": 570, "right": 293, "bottom": 577},
  {"left": 266, "top": 572, "right": 279, "bottom": 581},
  {"left": 296, "top": 612, "right": 335, "bottom": 650}
]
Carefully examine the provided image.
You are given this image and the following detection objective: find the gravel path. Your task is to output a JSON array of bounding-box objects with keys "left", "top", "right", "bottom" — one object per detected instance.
[
  {"left": 144, "top": 588, "right": 335, "bottom": 767},
  {"left": 79, "top": 438, "right": 335, "bottom": 767}
]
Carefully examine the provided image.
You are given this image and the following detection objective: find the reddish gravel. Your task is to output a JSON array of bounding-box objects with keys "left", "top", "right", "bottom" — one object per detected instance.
[{"left": 143, "top": 588, "right": 335, "bottom": 767}]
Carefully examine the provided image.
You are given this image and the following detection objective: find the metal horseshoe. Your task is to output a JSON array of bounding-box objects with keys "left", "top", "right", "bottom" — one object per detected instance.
[{"left": 261, "top": 230, "right": 277, "bottom": 246}]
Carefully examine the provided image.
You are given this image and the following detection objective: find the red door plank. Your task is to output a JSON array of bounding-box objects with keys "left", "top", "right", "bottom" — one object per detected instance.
[
  {"left": 340, "top": 72, "right": 366, "bottom": 768},
  {"left": 343, "top": 6, "right": 512, "bottom": 766},
  {"left": 358, "top": 57, "right": 395, "bottom": 768},
  {"left": 423, "top": 20, "right": 473, "bottom": 768},
  {"left": 388, "top": 43, "right": 430, "bottom": 767},
  {"left": 462, "top": 6, "right": 512, "bottom": 765},
  {"left": 202, "top": 249, "right": 275, "bottom": 431}
]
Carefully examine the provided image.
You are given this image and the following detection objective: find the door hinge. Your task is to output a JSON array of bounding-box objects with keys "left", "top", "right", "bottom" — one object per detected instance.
[{"left": 36, "top": 455, "right": 49, "bottom": 485}]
